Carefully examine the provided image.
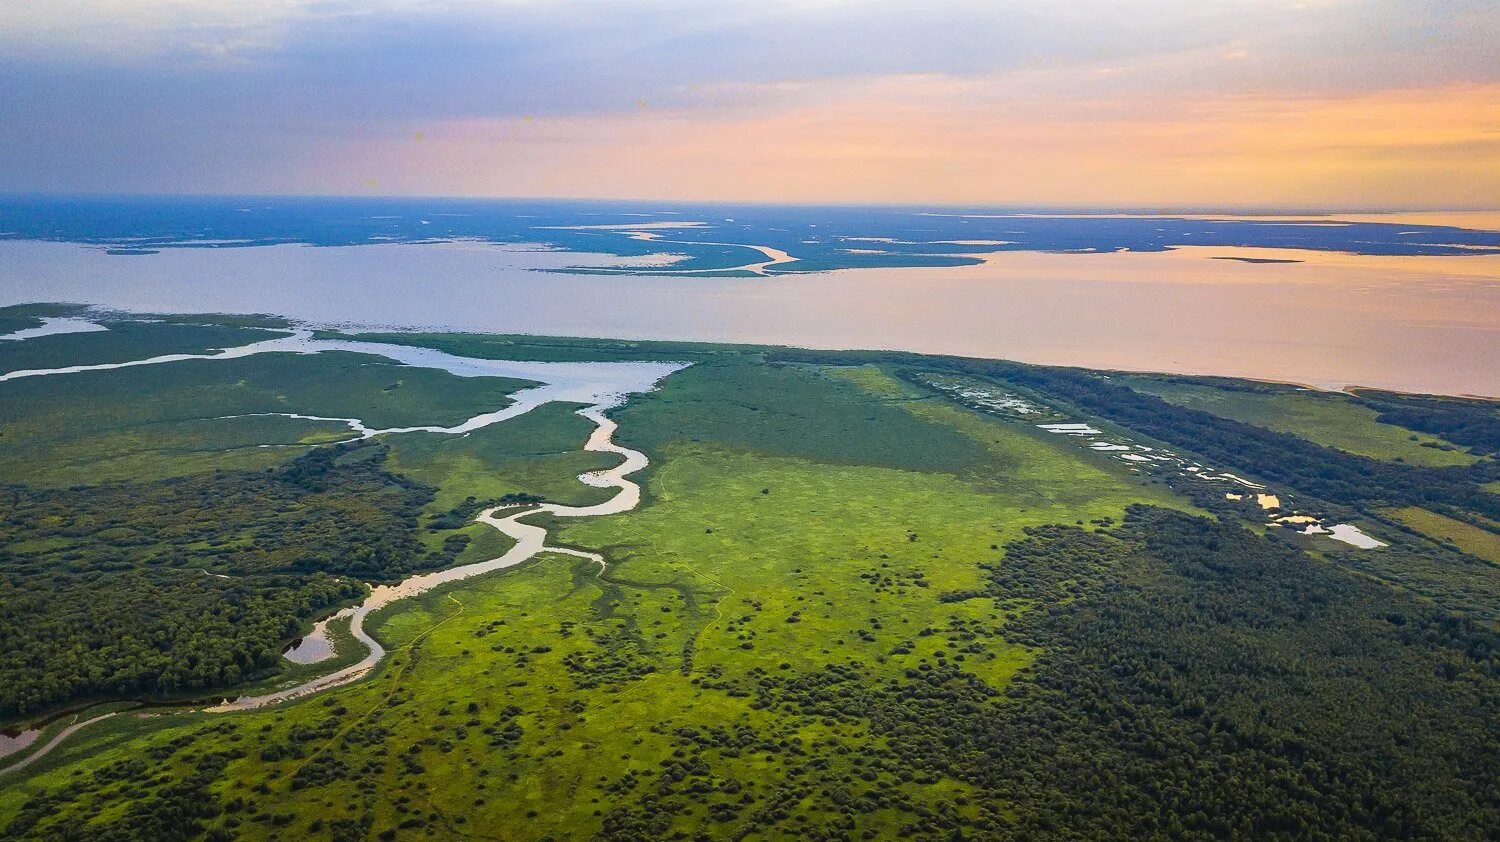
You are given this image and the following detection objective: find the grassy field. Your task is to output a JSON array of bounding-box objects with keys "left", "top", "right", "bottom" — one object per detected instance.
[
  {"left": 1123, "top": 376, "right": 1477, "bottom": 466},
  {"left": 1384, "top": 506, "right": 1500, "bottom": 564},
  {"left": 0, "top": 351, "right": 536, "bottom": 485},
  {"left": 612, "top": 358, "right": 1004, "bottom": 478},
  {"left": 384, "top": 403, "right": 616, "bottom": 512}
]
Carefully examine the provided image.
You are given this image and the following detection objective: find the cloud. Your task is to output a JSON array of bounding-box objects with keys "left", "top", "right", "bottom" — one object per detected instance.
[
  {"left": 290, "top": 80, "right": 1500, "bottom": 208},
  {"left": 0, "top": 0, "right": 1496, "bottom": 202}
]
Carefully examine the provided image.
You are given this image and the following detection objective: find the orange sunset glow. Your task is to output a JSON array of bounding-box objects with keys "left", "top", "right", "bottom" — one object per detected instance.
[
  {"left": 3, "top": 1, "right": 1496, "bottom": 207},
  {"left": 333, "top": 80, "right": 1500, "bottom": 206}
]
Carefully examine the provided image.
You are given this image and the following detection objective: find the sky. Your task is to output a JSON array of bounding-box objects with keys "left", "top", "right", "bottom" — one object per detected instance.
[{"left": 1, "top": 0, "right": 1496, "bottom": 208}]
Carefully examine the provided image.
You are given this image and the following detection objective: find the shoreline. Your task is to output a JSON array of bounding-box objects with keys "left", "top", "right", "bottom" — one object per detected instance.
[{"left": 4, "top": 235, "right": 1496, "bottom": 397}]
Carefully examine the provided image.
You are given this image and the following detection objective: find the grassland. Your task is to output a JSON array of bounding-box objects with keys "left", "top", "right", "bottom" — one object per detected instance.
[
  {"left": 384, "top": 403, "right": 615, "bottom": 512},
  {"left": 1122, "top": 376, "right": 1477, "bottom": 466},
  {"left": 1384, "top": 506, "right": 1500, "bottom": 564},
  {"left": 613, "top": 358, "right": 1007, "bottom": 479},
  {"left": 383, "top": 402, "right": 618, "bottom": 563}
]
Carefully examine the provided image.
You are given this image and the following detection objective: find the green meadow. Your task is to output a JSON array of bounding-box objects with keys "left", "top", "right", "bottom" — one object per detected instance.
[
  {"left": 0, "top": 318, "right": 281, "bottom": 375},
  {"left": 1384, "top": 505, "right": 1500, "bottom": 564},
  {"left": 1121, "top": 375, "right": 1478, "bottom": 466},
  {"left": 384, "top": 403, "right": 619, "bottom": 562}
]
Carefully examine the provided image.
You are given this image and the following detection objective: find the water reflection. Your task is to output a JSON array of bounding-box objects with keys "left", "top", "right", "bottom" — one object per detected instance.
[{"left": 0, "top": 239, "right": 1494, "bottom": 396}]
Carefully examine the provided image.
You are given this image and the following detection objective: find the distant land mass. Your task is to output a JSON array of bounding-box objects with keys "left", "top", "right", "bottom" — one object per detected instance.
[
  {"left": 1, "top": 197, "right": 1497, "bottom": 398},
  {"left": 3, "top": 196, "right": 1498, "bottom": 278}
]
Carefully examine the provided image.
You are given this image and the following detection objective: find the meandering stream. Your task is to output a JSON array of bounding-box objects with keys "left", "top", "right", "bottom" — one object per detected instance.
[
  {"left": 0, "top": 327, "right": 683, "bottom": 770},
  {"left": 208, "top": 405, "right": 647, "bottom": 711}
]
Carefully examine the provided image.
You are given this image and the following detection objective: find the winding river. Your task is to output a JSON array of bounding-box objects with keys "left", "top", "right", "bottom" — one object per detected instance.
[
  {"left": 209, "top": 405, "right": 646, "bottom": 711},
  {"left": 0, "top": 324, "right": 684, "bottom": 769}
]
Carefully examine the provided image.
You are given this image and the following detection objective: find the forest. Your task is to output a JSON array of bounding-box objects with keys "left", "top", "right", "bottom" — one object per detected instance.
[
  {"left": 6, "top": 507, "right": 1494, "bottom": 841},
  {"left": 0, "top": 442, "right": 458, "bottom": 717}
]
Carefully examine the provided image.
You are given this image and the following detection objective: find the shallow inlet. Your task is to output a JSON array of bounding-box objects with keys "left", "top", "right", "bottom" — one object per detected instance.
[
  {"left": 0, "top": 316, "right": 109, "bottom": 342},
  {"left": 282, "top": 607, "right": 355, "bottom": 665}
]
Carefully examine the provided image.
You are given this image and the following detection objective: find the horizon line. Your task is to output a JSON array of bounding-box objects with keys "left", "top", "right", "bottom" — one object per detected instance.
[{"left": 2, "top": 191, "right": 1497, "bottom": 217}]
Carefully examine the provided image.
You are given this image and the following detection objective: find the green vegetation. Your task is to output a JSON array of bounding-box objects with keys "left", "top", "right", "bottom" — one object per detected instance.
[
  {"left": 1351, "top": 388, "right": 1500, "bottom": 457},
  {"left": 0, "top": 355, "right": 1177, "bottom": 839},
  {"left": 0, "top": 303, "right": 89, "bottom": 335},
  {"left": 612, "top": 358, "right": 1005, "bottom": 479},
  {"left": 1, "top": 321, "right": 1497, "bottom": 841},
  {"left": 0, "top": 331, "right": 561, "bottom": 720},
  {"left": 0, "top": 441, "right": 447, "bottom": 717},
  {"left": 1303, "top": 525, "right": 1500, "bottom": 625},
  {"left": 913, "top": 355, "right": 1500, "bottom": 521},
  {"left": 1384, "top": 505, "right": 1500, "bottom": 564},
  {"left": 0, "top": 319, "right": 279, "bottom": 375},
  {"left": 917, "top": 507, "right": 1497, "bottom": 838},
  {"left": 1123, "top": 375, "right": 1477, "bottom": 466},
  {"left": 246, "top": 613, "right": 365, "bottom": 696},
  {"left": 0, "top": 350, "right": 535, "bottom": 485},
  {"left": 383, "top": 402, "right": 617, "bottom": 563},
  {"left": 315, "top": 330, "right": 753, "bottom": 363},
  {"left": 385, "top": 403, "right": 615, "bottom": 512},
  {"left": 146, "top": 313, "right": 295, "bottom": 330}
]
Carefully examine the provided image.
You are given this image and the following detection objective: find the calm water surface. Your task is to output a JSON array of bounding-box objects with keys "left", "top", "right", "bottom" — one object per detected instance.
[{"left": 1, "top": 239, "right": 1496, "bottom": 395}]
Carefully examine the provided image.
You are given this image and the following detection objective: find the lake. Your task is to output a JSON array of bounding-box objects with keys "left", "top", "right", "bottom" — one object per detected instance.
[{"left": 1, "top": 216, "right": 1496, "bottom": 396}]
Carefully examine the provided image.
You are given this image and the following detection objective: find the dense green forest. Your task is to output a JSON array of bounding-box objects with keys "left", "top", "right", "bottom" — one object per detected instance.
[
  {"left": 0, "top": 442, "right": 453, "bottom": 717},
  {"left": 938, "top": 507, "right": 1496, "bottom": 838}
]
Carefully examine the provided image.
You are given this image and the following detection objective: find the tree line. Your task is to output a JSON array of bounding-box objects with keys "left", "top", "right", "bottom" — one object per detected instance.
[{"left": 0, "top": 441, "right": 464, "bottom": 718}]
